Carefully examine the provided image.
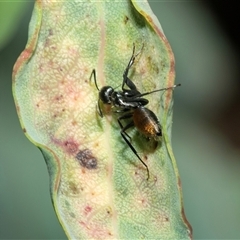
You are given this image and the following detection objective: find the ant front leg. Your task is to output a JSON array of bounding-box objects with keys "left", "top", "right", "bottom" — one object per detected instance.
[
  {"left": 122, "top": 77, "right": 140, "bottom": 97},
  {"left": 122, "top": 44, "right": 136, "bottom": 86},
  {"left": 89, "top": 69, "right": 103, "bottom": 117},
  {"left": 122, "top": 44, "right": 144, "bottom": 95},
  {"left": 97, "top": 98, "right": 103, "bottom": 118}
]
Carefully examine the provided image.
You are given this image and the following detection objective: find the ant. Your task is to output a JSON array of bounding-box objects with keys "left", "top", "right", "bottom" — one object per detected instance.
[{"left": 90, "top": 44, "right": 180, "bottom": 180}]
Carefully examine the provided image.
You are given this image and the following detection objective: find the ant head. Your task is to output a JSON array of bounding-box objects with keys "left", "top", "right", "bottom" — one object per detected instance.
[{"left": 99, "top": 86, "right": 114, "bottom": 104}]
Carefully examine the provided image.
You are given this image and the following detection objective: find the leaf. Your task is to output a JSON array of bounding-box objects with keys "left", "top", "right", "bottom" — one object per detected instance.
[{"left": 13, "top": 1, "right": 192, "bottom": 239}]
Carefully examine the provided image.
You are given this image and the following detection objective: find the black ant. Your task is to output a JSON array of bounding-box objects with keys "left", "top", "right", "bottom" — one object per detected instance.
[{"left": 90, "top": 44, "right": 180, "bottom": 180}]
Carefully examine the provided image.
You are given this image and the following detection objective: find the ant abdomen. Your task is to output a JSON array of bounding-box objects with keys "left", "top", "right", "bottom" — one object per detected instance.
[{"left": 133, "top": 107, "right": 162, "bottom": 140}]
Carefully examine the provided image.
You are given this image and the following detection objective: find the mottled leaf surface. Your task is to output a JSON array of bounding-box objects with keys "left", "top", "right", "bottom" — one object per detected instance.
[{"left": 13, "top": 1, "right": 192, "bottom": 239}]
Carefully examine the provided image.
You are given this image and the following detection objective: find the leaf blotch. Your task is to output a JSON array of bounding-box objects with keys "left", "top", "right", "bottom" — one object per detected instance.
[
  {"left": 69, "top": 181, "right": 80, "bottom": 195},
  {"left": 124, "top": 15, "right": 129, "bottom": 24},
  {"left": 178, "top": 176, "right": 182, "bottom": 188},
  {"left": 76, "top": 149, "right": 97, "bottom": 169},
  {"left": 84, "top": 205, "right": 92, "bottom": 215},
  {"left": 69, "top": 212, "right": 76, "bottom": 218},
  {"left": 54, "top": 94, "right": 63, "bottom": 102},
  {"left": 106, "top": 206, "right": 112, "bottom": 216},
  {"left": 64, "top": 140, "right": 79, "bottom": 154}
]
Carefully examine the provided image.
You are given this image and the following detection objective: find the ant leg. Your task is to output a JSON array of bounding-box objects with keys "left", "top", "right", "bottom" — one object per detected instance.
[
  {"left": 117, "top": 112, "right": 150, "bottom": 180},
  {"left": 117, "top": 112, "right": 133, "bottom": 140},
  {"left": 90, "top": 69, "right": 103, "bottom": 117},
  {"left": 124, "top": 77, "right": 138, "bottom": 91},
  {"left": 122, "top": 43, "right": 144, "bottom": 91},
  {"left": 97, "top": 98, "right": 103, "bottom": 117},
  {"left": 120, "top": 125, "right": 150, "bottom": 180},
  {"left": 112, "top": 108, "right": 130, "bottom": 114}
]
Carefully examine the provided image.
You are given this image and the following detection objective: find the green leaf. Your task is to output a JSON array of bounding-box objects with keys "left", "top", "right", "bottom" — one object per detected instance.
[{"left": 13, "top": 1, "right": 192, "bottom": 239}]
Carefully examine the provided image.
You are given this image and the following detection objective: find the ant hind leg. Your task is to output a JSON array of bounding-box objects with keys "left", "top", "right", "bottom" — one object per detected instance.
[
  {"left": 118, "top": 115, "right": 150, "bottom": 180},
  {"left": 117, "top": 112, "right": 133, "bottom": 140},
  {"left": 120, "top": 128, "right": 150, "bottom": 180}
]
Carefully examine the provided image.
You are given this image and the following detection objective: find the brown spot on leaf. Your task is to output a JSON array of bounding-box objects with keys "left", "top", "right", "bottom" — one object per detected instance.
[
  {"left": 124, "top": 15, "right": 129, "bottom": 24},
  {"left": 181, "top": 206, "right": 193, "bottom": 239},
  {"left": 48, "top": 29, "right": 53, "bottom": 36},
  {"left": 16, "top": 105, "right": 20, "bottom": 113},
  {"left": 69, "top": 212, "right": 76, "bottom": 218},
  {"left": 63, "top": 140, "right": 79, "bottom": 154},
  {"left": 69, "top": 181, "right": 79, "bottom": 195},
  {"left": 71, "top": 120, "right": 77, "bottom": 126},
  {"left": 147, "top": 56, "right": 152, "bottom": 63},
  {"left": 178, "top": 176, "right": 182, "bottom": 188},
  {"left": 84, "top": 205, "right": 92, "bottom": 215},
  {"left": 54, "top": 94, "right": 63, "bottom": 101},
  {"left": 76, "top": 149, "right": 97, "bottom": 169},
  {"left": 23, "top": 128, "right": 26, "bottom": 133},
  {"left": 106, "top": 206, "right": 112, "bottom": 216},
  {"left": 153, "top": 176, "right": 157, "bottom": 183}
]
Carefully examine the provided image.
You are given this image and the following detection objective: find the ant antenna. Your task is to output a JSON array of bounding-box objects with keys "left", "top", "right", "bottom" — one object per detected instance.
[
  {"left": 136, "top": 83, "right": 181, "bottom": 98},
  {"left": 90, "top": 69, "right": 100, "bottom": 91}
]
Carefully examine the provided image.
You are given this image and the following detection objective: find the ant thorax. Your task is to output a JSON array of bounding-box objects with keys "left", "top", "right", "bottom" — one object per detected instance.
[{"left": 110, "top": 91, "right": 141, "bottom": 109}]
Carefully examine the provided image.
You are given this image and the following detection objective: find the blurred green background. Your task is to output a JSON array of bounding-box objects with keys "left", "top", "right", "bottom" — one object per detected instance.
[{"left": 1, "top": 1, "right": 240, "bottom": 239}]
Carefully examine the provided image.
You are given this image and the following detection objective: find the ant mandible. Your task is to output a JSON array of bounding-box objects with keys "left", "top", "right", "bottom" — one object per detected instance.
[{"left": 90, "top": 44, "right": 180, "bottom": 180}]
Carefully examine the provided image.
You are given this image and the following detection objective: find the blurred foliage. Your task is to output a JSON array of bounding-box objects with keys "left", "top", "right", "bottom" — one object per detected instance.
[{"left": 0, "top": 1, "right": 32, "bottom": 51}]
